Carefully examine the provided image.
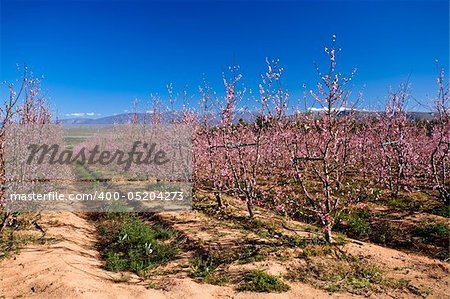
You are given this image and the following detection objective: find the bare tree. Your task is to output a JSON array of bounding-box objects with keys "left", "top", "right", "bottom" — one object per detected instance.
[
  {"left": 430, "top": 67, "right": 450, "bottom": 204},
  {"left": 288, "top": 36, "right": 358, "bottom": 242}
]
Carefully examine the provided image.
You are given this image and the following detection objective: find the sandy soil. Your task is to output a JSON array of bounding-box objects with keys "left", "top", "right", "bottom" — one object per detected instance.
[
  {"left": 0, "top": 212, "right": 359, "bottom": 299},
  {"left": 154, "top": 207, "right": 450, "bottom": 299},
  {"left": 0, "top": 190, "right": 448, "bottom": 299}
]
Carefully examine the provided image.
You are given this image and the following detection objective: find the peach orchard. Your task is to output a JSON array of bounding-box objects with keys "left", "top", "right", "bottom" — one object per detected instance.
[{"left": 1, "top": 38, "right": 448, "bottom": 242}]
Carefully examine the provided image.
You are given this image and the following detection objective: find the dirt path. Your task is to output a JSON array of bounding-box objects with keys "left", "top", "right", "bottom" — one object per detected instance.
[
  {"left": 0, "top": 189, "right": 447, "bottom": 299},
  {"left": 0, "top": 212, "right": 356, "bottom": 299},
  {"left": 0, "top": 212, "right": 161, "bottom": 298}
]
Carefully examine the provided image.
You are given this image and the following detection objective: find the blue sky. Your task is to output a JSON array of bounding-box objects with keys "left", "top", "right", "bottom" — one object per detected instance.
[{"left": 1, "top": 0, "right": 448, "bottom": 118}]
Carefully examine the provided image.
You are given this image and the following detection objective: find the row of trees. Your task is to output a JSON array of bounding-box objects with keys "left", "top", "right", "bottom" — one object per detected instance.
[
  {"left": 120, "top": 38, "right": 447, "bottom": 242},
  {"left": 0, "top": 67, "right": 57, "bottom": 234},
  {"left": 190, "top": 39, "right": 449, "bottom": 242}
]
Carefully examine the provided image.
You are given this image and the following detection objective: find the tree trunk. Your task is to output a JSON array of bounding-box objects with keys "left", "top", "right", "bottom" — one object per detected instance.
[
  {"left": 246, "top": 200, "right": 254, "bottom": 218},
  {"left": 440, "top": 188, "right": 450, "bottom": 206},
  {"left": 0, "top": 212, "right": 10, "bottom": 236},
  {"left": 214, "top": 191, "right": 223, "bottom": 208},
  {"left": 0, "top": 132, "right": 5, "bottom": 205},
  {"left": 0, "top": 133, "right": 7, "bottom": 236},
  {"left": 324, "top": 229, "right": 333, "bottom": 243}
]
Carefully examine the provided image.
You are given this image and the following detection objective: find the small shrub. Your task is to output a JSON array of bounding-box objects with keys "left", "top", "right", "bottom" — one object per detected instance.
[
  {"left": 414, "top": 222, "right": 450, "bottom": 243},
  {"left": 281, "top": 235, "right": 309, "bottom": 248},
  {"left": 369, "top": 221, "right": 395, "bottom": 244},
  {"left": 360, "top": 189, "right": 382, "bottom": 202},
  {"left": 152, "top": 224, "right": 177, "bottom": 240},
  {"left": 346, "top": 214, "right": 370, "bottom": 239},
  {"left": 357, "top": 209, "right": 372, "bottom": 219},
  {"left": 102, "top": 203, "right": 130, "bottom": 221},
  {"left": 190, "top": 254, "right": 220, "bottom": 279},
  {"left": 285, "top": 235, "right": 327, "bottom": 248},
  {"left": 235, "top": 245, "right": 267, "bottom": 264},
  {"left": 286, "top": 256, "right": 383, "bottom": 294},
  {"left": 333, "top": 233, "right": 348, "bottom": 245},
  {"left": 428, "top": 205, "right": 450, "bottom": 218},
  {"left": 238, "top": 270, "right": 290, "bottom": 292},
  {"left": 299, "top": 246, "right": 334, "bottom": 258},
  {"left": 324, "top": 283, "right": 340, "bottom": 292},
  {"left": 385, "top": 196, "right": 421, "bottom": 210},
  {"left": 102, "top": 217, "right": 178, "bottom": 275},
  {"left": 105, "top": 251, "right": 127, "bottom": 272},
  {"left": 146, "top": 281, "right": 160, "bottom": 289},
  {"left": 337, "top": 210, "right": 371, "bottom": 240},
  {"left": 348, "top": 277, "right": 371, "bottom": 288},
  {"left": 204, "top": 273, "right": 230, "bottom": 285},
  {"left": 190, "top": 254, "right": 230, "bottom": 285}
]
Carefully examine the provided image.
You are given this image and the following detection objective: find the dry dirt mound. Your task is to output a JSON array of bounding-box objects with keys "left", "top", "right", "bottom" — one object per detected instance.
[
  {"left": 152, "top": 192, "right": 450, "bottom": 299},
  {"left": 0, "top": 212, "right": 352, "bottom": 299}
]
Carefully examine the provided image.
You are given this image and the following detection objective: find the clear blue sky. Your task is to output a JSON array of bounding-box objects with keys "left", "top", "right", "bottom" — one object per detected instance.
[{"left": 1, "top": 0, "right": 448, "bottom": 118}]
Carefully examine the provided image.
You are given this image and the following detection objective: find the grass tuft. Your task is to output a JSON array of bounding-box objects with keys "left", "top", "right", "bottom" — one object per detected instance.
[
  {"left": 413, "top": 221, "right": 450, "bottom": 243},
  {"left": 190, "top": 254, "right": 230, "bottom": 285},
  {"left": 238, "top": 270, "right": 290, "bottom": 292},
  {"left": 99, "top": 215, "right": 178, "bottom": 275},
  {"left": 428, "top": 205, "right": 450, "bottom": 218},
  {"left": 286, "top": 255, "right": 385, "bottom": 295}
]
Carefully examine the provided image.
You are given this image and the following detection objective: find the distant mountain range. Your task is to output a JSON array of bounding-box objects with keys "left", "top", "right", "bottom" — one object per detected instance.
[
  {"left": 59, "top": 111, "right": 260, "bottom": 125},
  {"left": 59, "top": 111, "right": 439, "bottom": 125},
  {"left": 60, "top": 113, "right": 150, "bottom": 125}
]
